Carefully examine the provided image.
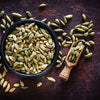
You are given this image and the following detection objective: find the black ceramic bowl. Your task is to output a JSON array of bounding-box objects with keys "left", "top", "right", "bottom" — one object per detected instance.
[{"left": 0, "top": 19, "right": 59, "bottom": 78}]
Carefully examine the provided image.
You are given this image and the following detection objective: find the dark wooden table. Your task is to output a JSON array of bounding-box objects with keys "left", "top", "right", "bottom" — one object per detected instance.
[{"left": 0, "top": 0, "right": 100, "bottom": 100}]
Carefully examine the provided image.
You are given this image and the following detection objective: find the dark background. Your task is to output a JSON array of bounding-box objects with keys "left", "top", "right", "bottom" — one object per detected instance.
[{"left": 0, "top": 0, "right": 100, "bottom": 100}]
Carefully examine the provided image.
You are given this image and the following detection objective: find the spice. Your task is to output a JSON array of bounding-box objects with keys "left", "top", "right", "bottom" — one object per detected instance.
[
  {"left": 20, "top": 80, "right": 24, "bottom": 87},
  {"left": 0, "top": 24, "right": 6, "bottom": 29},
  {"left": 63, "top": 44, "right": 71, "bottom": 47},
  {"left": 85, "top": 48, "right": 89, "bottom": 54},
  {"left": 9, "top": 88, "right": 16, "bottom": 93},
  {"left": 85, "top": 52, "right": 93, "bottom": 58},
  {"left": 63, "top": 16, "right": 67, "bottom": 23},
  {"left": 47, "top": 77, "right": 56, "bottom": 82},
  {"left": 37, "top": 82, "right": 42, "bottom": 87},
  {"left": 62, "top": 40, "right": 66, "bottom": 46},
  {"left": 65, "top": 14, "right": 73, "bottom": 19},
  {"left": 12, "top": 12, "right": 22, "bottom": 18},
  {"left": 82, "top": 14, "right": 86, "bottom": 21},
  {"left": 0, "top": 10, "right": 4, "bottom": 17},
  {"left": 14, "top": 83, "right": 20, "bottom": 87},
  {"left": 54, "top": 29, "right": 64, "bottom": 32},
  {"left": 26, "top": 11, "right": 32, "bottom": 18},
  {"left": 55, "top": 19, "right": 60, "bottom": 24},
  {"left": 3, "top": 81, "right": 8, "bottom": 88},
  {"left": 56, "top": 63, "right": 62, "bottom": 68},
  {"left": 2, "top": 19, "right": 6, "bottom": 26},
  {"left": 21, "top": 87, "right": 28, "bottom": 89},
  {"left": 89, "top": 40, "right": 95, "bottom": 45},
  {"left": 47, "top": 21, "right": 51, "bottom": 26},
  {"left": 84, "top": 32, "right": 88, "bottom": 37},
  {"left": 60, "top": 20, "right": 65, "bottom": 26},
  {"left": 39, "top": 3, "right": 47, "bottom": 8},
  {"left": 76, "top": 28, "right": 85, "bottom": 32},
  {"left": 5, "top": 83, "right": 10, "bottom": 92},
  {"left": 50, "top": 23, "right": 58, "bottom": 27},
  {"left": 89, "top": 32, "right": 95, "bottom": 36},
  {"left": 41, "top": 18, "right": 47, "bottom": 22},
  {"left": 6, "top": 15, "right": 11, "bottom": 22},
  {"left": 62, "top": 32, "right": 67, "bottom": 36},
  {"left": 0, "top": 78, "right": 4, "bottom": 85},
  {"left": 70, "top": 29, "right": 74, "bottom": 36}
]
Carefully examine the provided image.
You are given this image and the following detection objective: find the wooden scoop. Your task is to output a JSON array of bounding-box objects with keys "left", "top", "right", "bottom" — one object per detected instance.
[{"left": 59, "top": 42, "right": 85, "bottom": 81}]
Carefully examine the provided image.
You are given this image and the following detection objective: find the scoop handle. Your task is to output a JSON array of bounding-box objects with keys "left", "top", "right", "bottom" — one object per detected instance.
[{"left": 59, "top": 65, "right": 73, "bottom": 81}]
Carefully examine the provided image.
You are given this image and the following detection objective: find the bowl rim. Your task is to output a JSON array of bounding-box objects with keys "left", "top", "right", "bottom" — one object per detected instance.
[{"left": 0, "top": 19, "right": 59, "bottom": 77}]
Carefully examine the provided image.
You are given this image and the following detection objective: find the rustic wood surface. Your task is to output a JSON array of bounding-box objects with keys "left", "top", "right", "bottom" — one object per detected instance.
[{"left": 0, "top": 0, "right": 100, "bottom": 100}]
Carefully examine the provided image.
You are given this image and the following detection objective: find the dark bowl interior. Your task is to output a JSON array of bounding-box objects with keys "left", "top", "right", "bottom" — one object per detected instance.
[{"left": 0, "top": 19, "right": 59, "bottom": 78}]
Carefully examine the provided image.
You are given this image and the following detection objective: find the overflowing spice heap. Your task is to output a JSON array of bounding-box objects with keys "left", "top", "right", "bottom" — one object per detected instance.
[{"left": 0, "top": 3, "right": 95, "bottom": 93}]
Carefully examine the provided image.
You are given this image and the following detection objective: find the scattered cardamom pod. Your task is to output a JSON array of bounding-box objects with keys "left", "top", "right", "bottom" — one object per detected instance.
[
  {"left": 39, "top": 3, "right": 47, "bottom": 8},
  {"left": 6, "top": 15, "right": 11, "bottom": 22},
  {"left": 0, "top": 24, "right": 6, "bottom": 29},
  {"left": 37, "top": 82, "right": 42, "bottom": 87},
  {"left": 85, "top": 52, "right": 93, "bottom": 58},
  {"left": 0, "top": 10, "right": 4, "bottom": 17},
  {"left": 12, "top": 12, "right": 22, "bottom": 18},
  {"left": 54, "top": 29, "right": 64, "bottom": 32},
  {"left": 60, "top": 20, "right": 65, "bottom": 26},
  {"left": 41, "top": 18, "right": 47, "bottom": 22},
  {"left": 26, "top": 11, "right": 32, "bottom": 18},
  {"left": 82, "top": 14, "right": 86, "bottom": 21},
  {"left": 89, "top": 32, "right": 95, "bottom": 36},
  {"left": 47, "top": 77, "right": 56, "bottom": 82},
  {"left": 65, "top": 14, "right": 73, "bottom": 19},
  {"left": 85, "top": 48, "right": 89, "bottom": 54},
  {"left": 50, "top": 23, "right": 58, "bottom": 27},
  {"left": 55, "top": 19, "right": 60, "bottom": 24}
]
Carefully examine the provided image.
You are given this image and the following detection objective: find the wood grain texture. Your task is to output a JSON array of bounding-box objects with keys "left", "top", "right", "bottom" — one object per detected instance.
[{"left": 0, "top": 0, "right": 100, "bottom": 100}]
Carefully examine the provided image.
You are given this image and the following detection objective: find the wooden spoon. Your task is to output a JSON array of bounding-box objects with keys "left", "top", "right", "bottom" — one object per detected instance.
[{"left": 59, "top": 42, "right": 85, "bottom": 81}]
